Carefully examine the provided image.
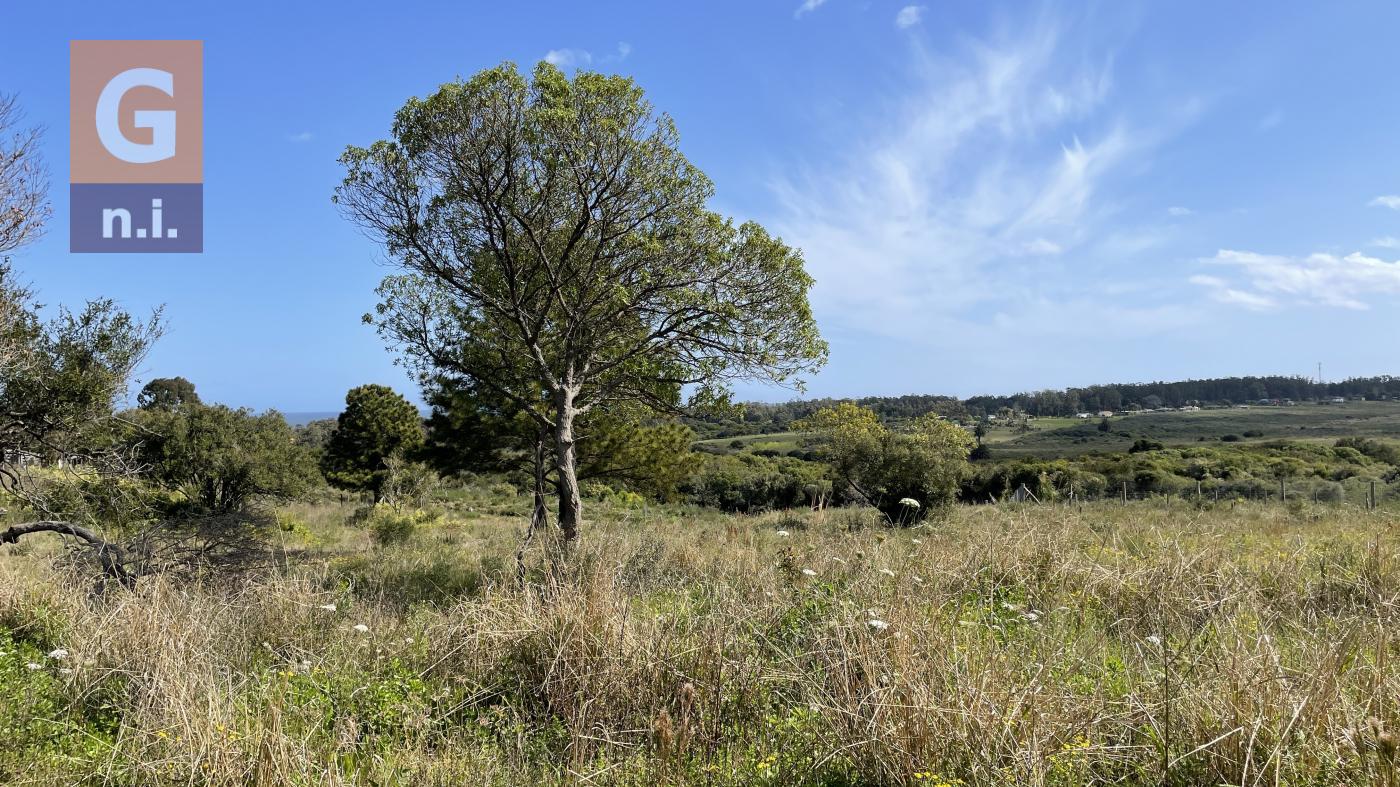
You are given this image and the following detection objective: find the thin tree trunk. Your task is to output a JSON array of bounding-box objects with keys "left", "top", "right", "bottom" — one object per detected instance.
[
  {"left": 516, "top": 429, "right": 550, "bottom": 586},
  {"left": 553, "top": 389, "right": 583, "bottom": 542}
]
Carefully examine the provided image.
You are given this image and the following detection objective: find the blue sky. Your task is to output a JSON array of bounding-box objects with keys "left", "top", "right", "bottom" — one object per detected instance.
[{"left": 4, "top": 1, "right": 1400, "bottom": 412}]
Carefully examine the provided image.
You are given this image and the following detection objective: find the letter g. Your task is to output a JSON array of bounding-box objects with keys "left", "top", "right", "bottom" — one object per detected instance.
[{"left": 95, "top": 67, "right": 176, "bottom": 163}]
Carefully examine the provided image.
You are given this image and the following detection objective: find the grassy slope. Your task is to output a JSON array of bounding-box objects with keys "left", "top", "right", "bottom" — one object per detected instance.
[
  {"left": 988, "top": 401, "right": 1400, "bottom": 458},
  {"left": 695, "top": 401, "right": 1400, "bottom": 461},
  {"left": 3, "top": 494, "right": 1400, "bottom": 785}
]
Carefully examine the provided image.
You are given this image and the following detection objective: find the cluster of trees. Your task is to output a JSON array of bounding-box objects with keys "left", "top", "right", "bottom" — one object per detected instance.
[
  {"left": 683, "top": 395, "right": 965, "bottom": 439},
  {"left": 964, "top": 375, "right": 1400, "bottom": 417}
]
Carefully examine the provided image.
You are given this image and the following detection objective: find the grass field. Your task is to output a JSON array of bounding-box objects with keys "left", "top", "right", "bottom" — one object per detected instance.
[
  {"left": 987, "top": 401, "right": 1400, "bottom": 458},
  {"left": 3, "top": 491, "right": 1400, "bottom": 785},
  {"left": 695, "top": 402, "right": 1400, "bottom": 462}
]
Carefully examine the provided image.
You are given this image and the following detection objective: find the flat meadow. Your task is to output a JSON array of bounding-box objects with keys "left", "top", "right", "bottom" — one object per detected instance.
[{"left": 2, "top": 491, "right": 1398, "bottom": 786}]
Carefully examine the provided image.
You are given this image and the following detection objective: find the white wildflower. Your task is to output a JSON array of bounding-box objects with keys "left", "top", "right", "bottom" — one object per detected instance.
[
  {"left": 775, "top": 530, "right": 791, "bottom": 537},
  {"left": 911, "top": 538, "right": 922, "bottom": 545},
  {"left": 352, "top": 623, "right": 370, "bottom": 634},
  {"left": 1146, "top": 635, "right": 1162, "bottom": 646},
  {"left": 26, "top": 662, "right": 42, "bottom": 671},
  {"left": 318, "top": 603, "right": 338, "bottom": 612},
  {"left": 912, "top": 576, "right": 925, "bottom": 585},
  {"left": 1023, "top": 611, "right": 1040, "bottom": 623},
  {"left": 898, "top": 498, "right": 920, "bottom": 509},
  {"left": 801, "top": 568, "right": 817, "bottom": 577},
  {"left": 867, "top": 619, "right": 890, "bottom": 631},
  {"left": 879, "top": 568, "right": 896, "bottom": 578},
  {"left": 59, "top": 668, "right": 73, "bottom": 675},
  {"left": 47, "top": 648, "right": 68, "bottom": 661}
]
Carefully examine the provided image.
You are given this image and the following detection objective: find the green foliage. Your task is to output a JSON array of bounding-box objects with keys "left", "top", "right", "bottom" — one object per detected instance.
[
  {"left": 338, "top": 61, "right": 826, "bottom": 536},
  {"left": 0, "top": 262, "right": 162, "bottom": 463},
  {"left": 0, "top": 631, "right": 120, "bottom": 781},
  {"left": 136, "top": 376, "right": 200, "bottom": 411},
  {"left": 355, "top": 503, "right": 441, "bottom": 547},
  {"left": 681, "top": 452, "right": 830, "bottom": 513},
  {"left": 321, "top": 384, "right": 425, "bottom": 499},
  {"left": 1128, "top": 438, "right": 1164, "bottom": 453},
  {"left": 133, "top": 404, "right": 319, "bottom": 514},
  {"left": 295, "top": 417, "right": 338, "bottom": 451},
  {"left": 965, "top": 439, "right": 1398, "bottom": 503},
  {"left": 799, "top": 403, "right": 972, "bottom": 519}
]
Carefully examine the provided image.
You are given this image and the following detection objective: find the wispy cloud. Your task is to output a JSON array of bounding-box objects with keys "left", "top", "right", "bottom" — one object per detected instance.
[
  {"left": 1370, "top": 195, "right": 1400, "bottom": 210},
  {"left": 1167, "top": 205, "right": 1192, "bottom": 216},
  {"left": 544, "top": 42, "right": 631, "bottom": 69},
  {"left": 794, "top": 0, "right": 827, "bottom": 19},
  {"left": 895, "top": 5, "right": 924, "bottom": 29},
  {"left": 286, "top": 131, "right": 313, "bottom": 143},
  {"left": 544, "top": 48, "right": 593, "bottom": 68},
  {"left": 1371, "top": 236, "right": 1400, "bottom": 249},
  {"left": 768, "top": 17, "right": 1172, "bottom": 343},
  {"left": 1193, "top": 249, "right": 1400, "bottom": 310}
]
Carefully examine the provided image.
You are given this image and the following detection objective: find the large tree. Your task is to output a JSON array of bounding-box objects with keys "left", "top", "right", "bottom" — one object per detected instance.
[
  {"left": 320, "top": 384, "right": 424, "bottom": 500},
  {"left": 137, "top": 376, "right": 201, "bottom": 411},
  {"left": 336, "top": 62, "right": 827, "bottom": 539}
]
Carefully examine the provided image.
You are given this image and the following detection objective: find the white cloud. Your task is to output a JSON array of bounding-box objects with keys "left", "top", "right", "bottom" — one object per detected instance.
[
  {"left": 794, "top": 0, "right": 827, "bottom": 18},
  {"left": 544, "top": 48, "right": 592, "bottom": 68},
  {"left": 1369, "top": 195, "right": 1400, "bottom": 211},
  {"left": 767, "top": 17, "right": 1172, "bottom": 344},
  {"left": 895, "top": 5, "right": 924, "bottom": 29},
  {"left": 1189, "top": 274, "right": 1275, "bottom": 310},
  {"left": 286, "top": 131, "right": 313, "bottom": 143},
  {"left": 1193, "top": 249, "right": 1400, "bottom": 311},
  {"left": 544, "top": 42, "right": 630, "bottom": 69},
  {"left": 1371, "top": 236, "right": 1400, "bottom": 249},
  {"left": 1167, "top": 205, "right": 1192, "bottom": 216}
]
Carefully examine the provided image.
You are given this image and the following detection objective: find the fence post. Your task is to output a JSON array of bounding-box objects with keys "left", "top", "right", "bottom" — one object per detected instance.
[
  {"left": 1371, "top": 480, "right": 1378, "bottom": 511},
  {"left": 1279, "top": 478, "right": 1285, "bottom": 504},
  {"left": 1122, "top": 481, "right": 1128, "bottom": 504}
]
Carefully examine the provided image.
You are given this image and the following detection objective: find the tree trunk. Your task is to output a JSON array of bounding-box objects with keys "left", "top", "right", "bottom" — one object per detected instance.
[
  {"left": 516, "top": 430, "right": 551, "bottom": 585},
  {"left": 553, "top": 389, "right": 583, "bottom": 541}
]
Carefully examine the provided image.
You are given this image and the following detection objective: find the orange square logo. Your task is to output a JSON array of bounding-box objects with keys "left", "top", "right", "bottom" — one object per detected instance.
[{"left": 70, "top": 40, "right": 202, "bottom": 184}]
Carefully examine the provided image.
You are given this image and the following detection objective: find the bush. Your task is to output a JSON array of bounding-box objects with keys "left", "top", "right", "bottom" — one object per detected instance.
[
  {"left": 353, "top": 504, "right": 441, "bottom": 547},
  {"left": 1312, "top": 481, "right": 1345, "bottom": 503}
]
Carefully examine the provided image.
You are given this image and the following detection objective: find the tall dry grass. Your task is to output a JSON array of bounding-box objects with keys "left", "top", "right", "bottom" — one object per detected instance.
[{"left": 1, "top": 498, "right": 1398, "bottom": 785}]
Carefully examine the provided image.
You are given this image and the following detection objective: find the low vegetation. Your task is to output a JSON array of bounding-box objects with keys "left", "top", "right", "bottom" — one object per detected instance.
[{"left": 3, "top": 491, "right": 1399, "bottom": 785}]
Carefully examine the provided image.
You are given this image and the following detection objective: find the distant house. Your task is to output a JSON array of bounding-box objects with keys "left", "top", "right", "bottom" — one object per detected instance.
[
  {"left": 1097, "top": 410, "right": 1114, "bottom": 417},
  {"left": 1179, "top": 405, "right": 1201, "bottom": 412},
  {"left": 1076, "top": 412, "right": 1093, "bottom": 419},
  {"left": 1330, "top": 397, "right": 1346, "bottom": 404}
]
